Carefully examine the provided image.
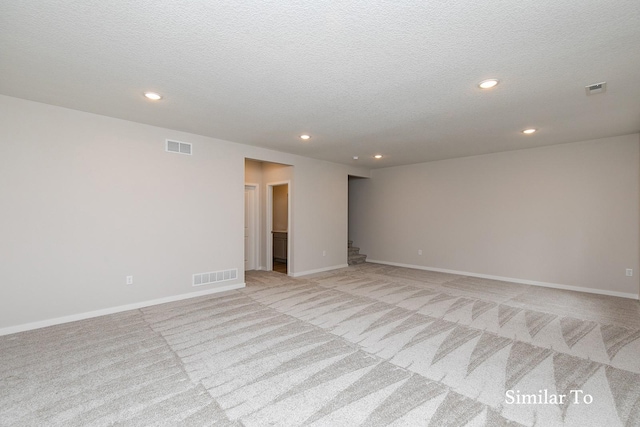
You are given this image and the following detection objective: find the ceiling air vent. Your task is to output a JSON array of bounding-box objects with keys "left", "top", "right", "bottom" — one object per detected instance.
[
  {"left": 166, "top": 139, "right": 192, "bottom": 155},
  {"left": 585, "top": 82, "right": 606, "bottom": 96}
]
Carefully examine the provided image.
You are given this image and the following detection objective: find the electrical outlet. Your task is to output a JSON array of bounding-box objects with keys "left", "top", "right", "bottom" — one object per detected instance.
[
  {"left": 322, "top": 250, "right": 326, "bottom": 257},
  {"left": 418, "top": 249, "right": 422, "bottom": 255},
  {"left": 126, "top": 275, "right": 133, "bottom": 285},
  {"left": 626, "top": 269, "right": 633, "bottom": 277}
]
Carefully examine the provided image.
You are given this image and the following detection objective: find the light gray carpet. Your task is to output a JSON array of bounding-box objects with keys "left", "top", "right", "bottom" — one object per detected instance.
[{"left": 1, "top": 263, "right": 639, "bottom": 426}]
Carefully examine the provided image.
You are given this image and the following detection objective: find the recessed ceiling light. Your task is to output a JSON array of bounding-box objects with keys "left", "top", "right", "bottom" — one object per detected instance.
[
  {"left": 300, "top": 134, "right": 311, "bottom": 140},
  {"left": 522, "top": 128, "right": 537, "bottom": 134},
  {"left": 374, "top": 154, "right": 383, "bottom": 159},
  {"left": 353, "top": 156, "right": 359, "bottom": 160},
  {"left": 144, "top": 92, "right": 162, "bottom": 100},
  {"left": 478, "top": 79, "right": 499, "bottom": 89}
]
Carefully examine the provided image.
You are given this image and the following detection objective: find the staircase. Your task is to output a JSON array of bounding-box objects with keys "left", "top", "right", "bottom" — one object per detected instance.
[{"left": 348, "top": 240, "right": 367, "bottom": 265}]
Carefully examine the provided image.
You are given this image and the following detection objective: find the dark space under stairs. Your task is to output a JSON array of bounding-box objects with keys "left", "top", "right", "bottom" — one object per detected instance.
[{"left": 348, "top": 240, "right": 367, "bottom": 265}]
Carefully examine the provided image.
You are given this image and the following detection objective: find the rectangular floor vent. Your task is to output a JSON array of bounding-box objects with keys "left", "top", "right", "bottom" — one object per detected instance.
[
  {"left": 193, "top": 268, "right": 238, "bottom": 287},
  {"left": 166, "top": 139, "right": 192, "bottom": 155}
]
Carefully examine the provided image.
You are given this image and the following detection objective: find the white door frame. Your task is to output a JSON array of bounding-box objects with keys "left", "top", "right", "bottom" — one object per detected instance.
[
  {"left": 244, "top": 183, "right": 259, "bottom": 271},
  {"left": 266, "top": 180, "right": 291, "bottom": 274}
]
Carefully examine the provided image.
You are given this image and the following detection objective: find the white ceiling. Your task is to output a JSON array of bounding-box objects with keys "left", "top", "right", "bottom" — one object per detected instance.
[{"left": 1, "top": 1, "right": 639, "bottom": 168}]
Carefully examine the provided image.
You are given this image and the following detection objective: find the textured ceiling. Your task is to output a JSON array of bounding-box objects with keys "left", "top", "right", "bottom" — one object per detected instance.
[{"left": 1, "top": 1, "right": 639, "bottom": 168}]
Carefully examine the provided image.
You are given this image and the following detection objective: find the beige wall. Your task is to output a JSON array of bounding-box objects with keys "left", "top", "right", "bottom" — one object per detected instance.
[
  {"left": 244, "top": 159, "right": 264, "bottom": 185},
  {"left": 0, "top": 95, "right": 369, "bottom": 331},
  {"left": 350, "top": 134, "right": 640, "bottom": 297},
  {"left": 5, "top": 90, "right": 635, "bottom": 333}
]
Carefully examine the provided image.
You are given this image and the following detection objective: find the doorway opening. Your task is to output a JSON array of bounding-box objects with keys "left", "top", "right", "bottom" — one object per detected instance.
[
  {"left": 244, "top": 158, "right": 293, "bottom": 274},
  {"left": 267, "top": 182, "right": 290, "bottom": 274},
  {"left": 348, "top": 175, "right": 370, "bottom": 265}
]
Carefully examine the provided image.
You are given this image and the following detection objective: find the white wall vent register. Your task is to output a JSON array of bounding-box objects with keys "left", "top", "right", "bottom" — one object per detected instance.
[
  {"left": 166, "top": 139, "right": 192, "bottom": 155},
  {"left": 193, "top": 269, "right": 238, "bottom": 286},
  {"left": 585, "top": 82, "right": 607, "bottom": 96}
]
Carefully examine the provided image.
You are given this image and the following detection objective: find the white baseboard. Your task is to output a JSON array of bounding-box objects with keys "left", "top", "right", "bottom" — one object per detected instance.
[
  {"left": 290, "top": 264, "right": 349, "bottom": 277},
  {"left": 0, "top": 282, "right": 246, "bottom": 337},
  {"left": 367, "top": 260, "right": 639, "bottom": 300}
]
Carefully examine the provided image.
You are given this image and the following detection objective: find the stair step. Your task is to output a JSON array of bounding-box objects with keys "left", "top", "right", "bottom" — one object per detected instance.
[
  {"left": 348, "top": 254, "right": 367, "bottom": 265},
  {"left": 347, "top": 240, "right": 365, "bottom": 265}
]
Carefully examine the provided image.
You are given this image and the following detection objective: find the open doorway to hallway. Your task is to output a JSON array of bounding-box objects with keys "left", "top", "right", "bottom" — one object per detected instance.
[
  {"left": 266, "top": 181, "right": 290, "bottom": 274},
  {"left": 270, "top": 183, "right": 289, "bottom": 274},
  {"left": 348, "top": 175, "right": 369, "bottom": 265},
  {"left": 245, "top": 158, "right": 293, "bottom": 275}
]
